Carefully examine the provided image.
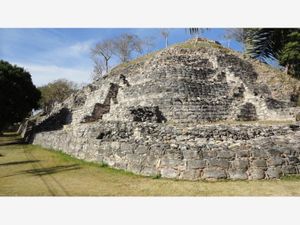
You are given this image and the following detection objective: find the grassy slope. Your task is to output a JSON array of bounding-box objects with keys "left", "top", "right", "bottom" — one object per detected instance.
[{"left": 0, "top": 133, "right": 300, "bottom": 196}]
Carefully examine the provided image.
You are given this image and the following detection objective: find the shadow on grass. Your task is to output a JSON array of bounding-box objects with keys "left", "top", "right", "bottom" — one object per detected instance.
[
  {"left": 0, "top": 133, "right": 19, "bottom": 137},
  {"left": 0, "top": 160, "right": 40, "bottom": 166},
  {"left": 0, "top": 133, "right": 25, "bottom": 147},
  {"left": 0, "top": 164, "right": 81, "bottom": 179},
  {"left": 25, "top": 164, "right": 81, "bottom": 176},
  {"left": 0, "top": 140, "right": 25, "bottom": 146}
]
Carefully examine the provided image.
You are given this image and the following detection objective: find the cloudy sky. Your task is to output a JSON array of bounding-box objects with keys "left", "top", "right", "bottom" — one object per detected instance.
[{"left": 0, "top": 28, "right": 243, "bottom": 86}]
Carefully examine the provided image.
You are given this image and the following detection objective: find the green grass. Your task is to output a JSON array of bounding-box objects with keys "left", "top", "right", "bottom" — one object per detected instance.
[{"left": 1, "top": 133, "right": 300, "bottom": 196}]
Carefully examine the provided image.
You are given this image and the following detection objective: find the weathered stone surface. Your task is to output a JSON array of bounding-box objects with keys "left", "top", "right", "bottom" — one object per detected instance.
[
  {"left": 248, "top": 168, "right": 265, "bottom": 180},
  {"left": 23, "top": 38, "right": 300, "bottom": 180},
  {"left": 252, "top": 159, "right": 267, "bottom": 168},
  {"left": 187, "top": 160, "right": 206, "bottom": 169},
  {"left": 265, "top": 167, "right": 282, "bottom": 179},
  {"left": 296, "top": 112, "right": 300, "bottom": 121},
  {"left": 218, "top": 151, "right": 235, "bottom": 159},
  {"left": 228, "top": 169, "right": 248, "bottom": 180},
  {"left": 160, "top": 168, "right": 179, "bottom": 178},
  {"left": 282, "top": 165, "right": 298, "bottom": 174},
  {"left": 231, "top": 159, "right": 249, "bottom": 170},
  {"left": 179, "top": 169, "right": 201, "bottom": 180},
  {"left": 207, "top": 159, "right": 230, "bottom": 169},
  {"left": 267, "top": 157, "right": 284, "bottom": 166},
  {"left": 202, "top": 168, "right": 227, "bottom": 179}
]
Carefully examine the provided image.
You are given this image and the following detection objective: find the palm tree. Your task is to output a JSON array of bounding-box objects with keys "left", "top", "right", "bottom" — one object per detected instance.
[
  {"left": 245, "top": 28, "right": 300, "bottom": 77},
  {"left": 187, "top": 28, "right": 208, "bottom": 38}
]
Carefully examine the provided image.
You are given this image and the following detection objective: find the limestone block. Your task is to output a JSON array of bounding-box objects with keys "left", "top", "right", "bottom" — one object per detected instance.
[
  {"left": 252, "top": 159, "right": 267, "bottom": 168},
  {"left": 217, "top": 151, "right": 235, "bottom": 159},
  {"left": 228, "top": 169, "right": 248, "bottom": 180},
  {"left": 182, "top": 150, "right": 202, "bottom": 160},
  {"left": 135, "top": 145, "right": 149, "bottom": 154},
  {"left": 248, "top": 168, "right": 265, "bottom": 180},
  {"left": 179, "top": 169, "right": 201, "bottom": 180},
  {"left": 265, "top": 167, "right": 282, "bottom": 179},
  {"left": 231, "top": 159, "right": 249, "bottom": 170},
  {"left": 187, "top": 160, "right": 206, "bottom": 169},
  {"left": 282, "top": 165, "right": 298, "bottom": 174},
  {"left": 202, "top": 168, "right": 227, "bottom": 179},
  {"left": 267, "top": 157, "right": 284, "bottom": 166},
  {"left": 207, "top": 158, "right": 230, "bottom": 169},
  {"left": 160, "top": 168, "right": 179, "bottom": 178}
]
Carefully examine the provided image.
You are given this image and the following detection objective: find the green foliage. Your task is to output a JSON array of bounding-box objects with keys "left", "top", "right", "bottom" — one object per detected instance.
[
  {"left": 0, "top": 60, "right": 41, "bottom": 131},
  {"left": 278, "top": 32, "right": 300, "bottom": 78},
  {"left": 152, "top": 174, "right": 162, "bottom": 179},
  {"left": 38, "top": 79, "right": 77, "bottom": 113},
  {"left": 245, "top": 28, "right": 300, "bottom": 78}
]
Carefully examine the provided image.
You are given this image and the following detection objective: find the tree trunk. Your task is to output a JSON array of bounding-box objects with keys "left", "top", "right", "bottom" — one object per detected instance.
[
  {"left": 285, "top": 64, "right": 290, "bottom": 74},
  {"left": 105, "top": 59, "right": 109, "bottom": 74}
]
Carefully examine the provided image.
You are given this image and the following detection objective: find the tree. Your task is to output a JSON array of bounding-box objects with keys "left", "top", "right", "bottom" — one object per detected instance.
[
  {"left": 278, "top": 32, "right": 300, "bottom": 77},
  {"left": 223, "top": 28, "right": 249, "bottom": 51},
  {"left": 142, "top": 36, "right": 156, "bottom": 53},
  {"left": 112, "top": 33, "right": 143, "bottom": 63},
  {"left": 160, "top": 29, "right": 170, "bottom": 48},
  {"left": 90, "top": 39, "right": 114, "bottom": 79},
  {"left": 245, "top": 28, "right": 300, "bottom": 77},
  {"left": 0, "top": 60, "right": 41, "bottom": 133},
  {"left": 187, "top": 28, "right": 208, "bottom": 38},
  {"left": 38, "top": 79, "right": 78, "bottom": 114}
]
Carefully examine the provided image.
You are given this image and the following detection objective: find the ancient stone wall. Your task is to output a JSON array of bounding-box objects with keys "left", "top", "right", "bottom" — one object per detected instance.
[
  {"left": 27, "top": 39, "right": 300, "bottom": 180},
  {"left": 32, "top": 121, "right": 300, "bottom": 180}
]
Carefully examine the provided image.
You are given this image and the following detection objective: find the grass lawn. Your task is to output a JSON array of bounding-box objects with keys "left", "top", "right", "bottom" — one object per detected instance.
[{"left": 0, "top": 133, "right": 300, "bottom": 196}]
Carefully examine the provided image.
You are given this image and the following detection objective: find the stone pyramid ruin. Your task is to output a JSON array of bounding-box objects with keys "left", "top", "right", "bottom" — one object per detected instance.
[{"left": 22, "top": 38, "right": 300, "bottom": 180}]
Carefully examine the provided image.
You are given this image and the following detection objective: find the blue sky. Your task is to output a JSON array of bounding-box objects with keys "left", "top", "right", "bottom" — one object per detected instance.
[{"left": 0, "top": 28, "right": 244, "bottom": 86}]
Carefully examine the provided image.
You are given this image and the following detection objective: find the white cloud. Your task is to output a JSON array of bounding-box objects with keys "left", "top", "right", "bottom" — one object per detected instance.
[
  {"left": 68, "top": 40, "right": 94, "bottom": 56},
  {"left": 16, "top": 62, "right": 92, "bottom": 86}
]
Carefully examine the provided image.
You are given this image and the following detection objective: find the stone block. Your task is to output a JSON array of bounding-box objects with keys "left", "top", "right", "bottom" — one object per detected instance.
[
  {"left": 288, "top": 156, "right": 300, "bottom": 165},
  {"left": 183, "top": 150, "right": 202, "bottom": 160},
  {"left": 141, "top": 167, "right": 157, "bottom": 176},
  {"left": 231, "top": 159, "right": 249, "bottom": 170},
  {"left": 135, "top": 145, "right": 149, "bottom": 154},
  {"left": 179, "top": 170, "right": 201, "bottom": 180},
  {"left": 228, "top": 169, "right": 248, "bottom": 180},
  {"left": 252, "top": 159, "right": 267, "bottom": 168},
  {"left": 161, "top": 158, "right": 182, "bottom": 167},
  {"left": 207, "top": 159, "right": 230, "bottom": 169},
  {"left": 202, "top": 168, "right": 227, "bottom": 179},
  {"left": 160, "top": 168, "right": 179, "bottom": 178},
  {"left": 235, "top": 150, "right": 250, "bottom": 158},
  {"left": 282, "top": 165, "right": 297, "bottom": 174},
  {"left": 267, "top": 157, "right": 284, "bottom": 166},
  {"left": 120, "top": 142, "right": 134, "bottom": 153},
  {"left": 265, "top": 167, "right": 282, "bottom": 179},
  {"left": 187, "top": 160, "right": 206, "bottom": 169},
  {"left": 218, "top": 151, "right": 235, "bottom": 159},
  {"left": 251, "top": 149, "right": 268, "bottom": 158},
  {"left": 296, "top": 112, "right": 300, "bottom": 121},
  {"left": 248, "top": 168, "right": 265, "bottom": 180}
]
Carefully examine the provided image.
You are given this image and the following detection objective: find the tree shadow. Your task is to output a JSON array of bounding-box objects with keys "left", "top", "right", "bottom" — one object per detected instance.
[
  {"left": 1, "top": 133, "right": 19, "bottom": 137},
  {"left": 0, "top": 133, "right": 25, "bottom": 146},
  {"left": 0, "top": 164, "right": 81, "bottom": 179},
  {"left": 0, "top": 140, "right": 25, "bottom": 146},
  {"left": 25, "top": 164, "right": 81, "bottom": 176},
  {"left": 0, "top": 160, "right": 40, "bottom": 166}
]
